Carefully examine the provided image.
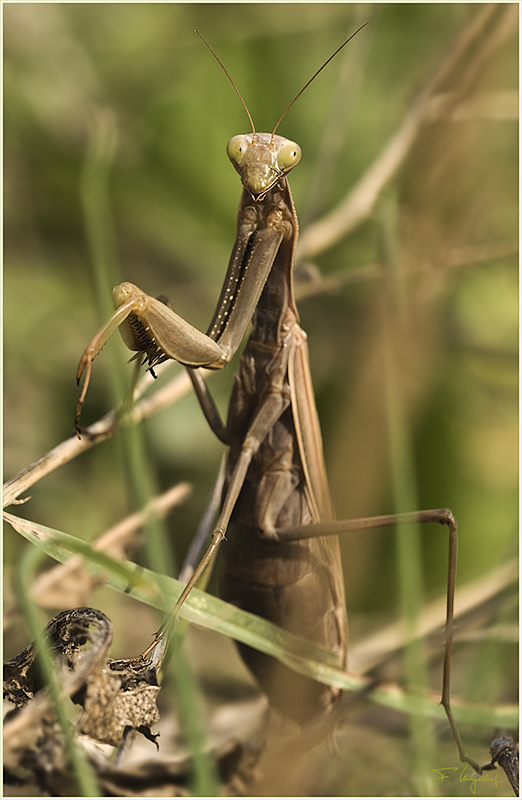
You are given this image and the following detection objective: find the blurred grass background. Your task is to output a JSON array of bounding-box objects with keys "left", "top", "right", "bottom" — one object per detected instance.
[{"left": 3, "top": 3, "right": 518, "bottom": 796}]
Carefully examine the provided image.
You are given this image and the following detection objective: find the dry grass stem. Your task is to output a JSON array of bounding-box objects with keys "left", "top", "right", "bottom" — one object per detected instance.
[
  {"left": 3, "top": 370, "right": 204, "bottom": 508},
  {"left": 297, "top": 4, "right": 514, "bottom": 260},
  {"left": 350, "top": 558, "right": 517, "bottom": 674},
  {"left": 3, "top": 484, "right": 192, "bottom": 624}
]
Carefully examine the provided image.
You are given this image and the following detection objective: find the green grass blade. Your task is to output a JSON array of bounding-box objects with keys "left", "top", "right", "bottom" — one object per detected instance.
[
  {"left": 5, "top": 511, "right": 517, "bottom": 729},
  {"left": 14, "top": 546, "right": 101, "bottom": 796}
]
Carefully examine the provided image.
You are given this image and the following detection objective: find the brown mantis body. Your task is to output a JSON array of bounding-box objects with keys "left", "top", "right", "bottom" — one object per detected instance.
[
  {"left": 207, "top": 145, "right": 347, "bottom": 722},
  {"left": 76, "top": 29, "right": 481, "bottom": 766},
  {"left": 77, "top": 132, "right": 347, "bottom": 723}
]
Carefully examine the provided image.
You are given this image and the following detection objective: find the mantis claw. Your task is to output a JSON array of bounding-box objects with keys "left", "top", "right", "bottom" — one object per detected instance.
[{"left": 75, "top": 356, "right": 93, "bottom": 437}]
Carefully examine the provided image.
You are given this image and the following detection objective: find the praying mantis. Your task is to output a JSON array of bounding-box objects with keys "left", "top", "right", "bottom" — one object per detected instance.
[{"left": 74, "top": 26, "right": 482, "bottom": 771}]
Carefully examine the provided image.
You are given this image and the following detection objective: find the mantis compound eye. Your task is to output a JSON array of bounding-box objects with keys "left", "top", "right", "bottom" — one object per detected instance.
[
  {"left": 227, "top": 135, "right": 248, "bottom": 166},
  {"left": 277, "top": 140, "right": 301, "bottom": 172}
]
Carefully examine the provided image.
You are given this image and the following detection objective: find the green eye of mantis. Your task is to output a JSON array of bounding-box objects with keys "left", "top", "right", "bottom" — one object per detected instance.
[
  {"left": 277, "top": 141, "right": 301, "bottom": 171},
  {"left": 227, "top": 135, "right": 246, "bottom": 165}
]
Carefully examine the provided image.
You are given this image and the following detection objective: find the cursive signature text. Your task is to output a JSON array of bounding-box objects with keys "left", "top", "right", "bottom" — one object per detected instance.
[{"left": 432, "top": 765, "right": 504, "bottom": 795}]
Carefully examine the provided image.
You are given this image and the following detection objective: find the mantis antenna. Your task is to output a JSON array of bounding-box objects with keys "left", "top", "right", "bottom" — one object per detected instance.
[
  {"left": 196, "top": 20, "right": 373, "bottom": 141},
  {"left": 195, "top": 29, "right": 256, "bottom": 136},
  {"left": 271, "top": 18, "right": 373, "bottom": 137}
]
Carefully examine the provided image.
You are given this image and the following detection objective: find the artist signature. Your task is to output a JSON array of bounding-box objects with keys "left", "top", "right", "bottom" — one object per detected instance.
[{"left": 432, "top": 765, "right": 504, "bottom": 795}]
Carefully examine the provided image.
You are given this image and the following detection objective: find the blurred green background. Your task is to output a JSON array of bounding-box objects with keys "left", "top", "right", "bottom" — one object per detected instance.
[{"left": 3, "top": 3, "right": 518, "bottom": 795}]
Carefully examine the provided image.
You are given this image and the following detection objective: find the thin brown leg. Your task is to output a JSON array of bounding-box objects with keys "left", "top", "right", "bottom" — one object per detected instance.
[{"left": 270, "top": 508, "right": 482, "bottom": 773}]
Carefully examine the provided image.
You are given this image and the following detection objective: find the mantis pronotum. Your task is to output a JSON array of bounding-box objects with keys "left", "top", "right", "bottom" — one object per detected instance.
[{"left": 75, "top": 26, "right": 481, "bottom": 772}]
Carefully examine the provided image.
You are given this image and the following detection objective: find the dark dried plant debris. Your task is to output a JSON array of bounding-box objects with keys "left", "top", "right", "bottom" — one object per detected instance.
[
  {"left": 78, "top": 656, "right": 160, "bottom": 747},
  {"left": 3, "top": 607, "right": 161, "bottom": 764},
  {"left": 3, "top": 610, "right": 269, "bottom": 796},
  {"left": 4, "top": 608, "right": 113, "bottom": 707},
  {"left": 482, "top": 737, "right": 519, "bottom": 796}
]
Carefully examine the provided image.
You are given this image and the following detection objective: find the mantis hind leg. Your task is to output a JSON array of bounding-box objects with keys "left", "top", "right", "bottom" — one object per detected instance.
[{"left": 265, "top": 508, "right": 481, "bottom": 773}]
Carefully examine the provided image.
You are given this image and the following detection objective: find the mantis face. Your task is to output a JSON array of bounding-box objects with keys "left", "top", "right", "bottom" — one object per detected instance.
[{"left": 227, "top": 132, "right": 301, "bottom": 200}]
